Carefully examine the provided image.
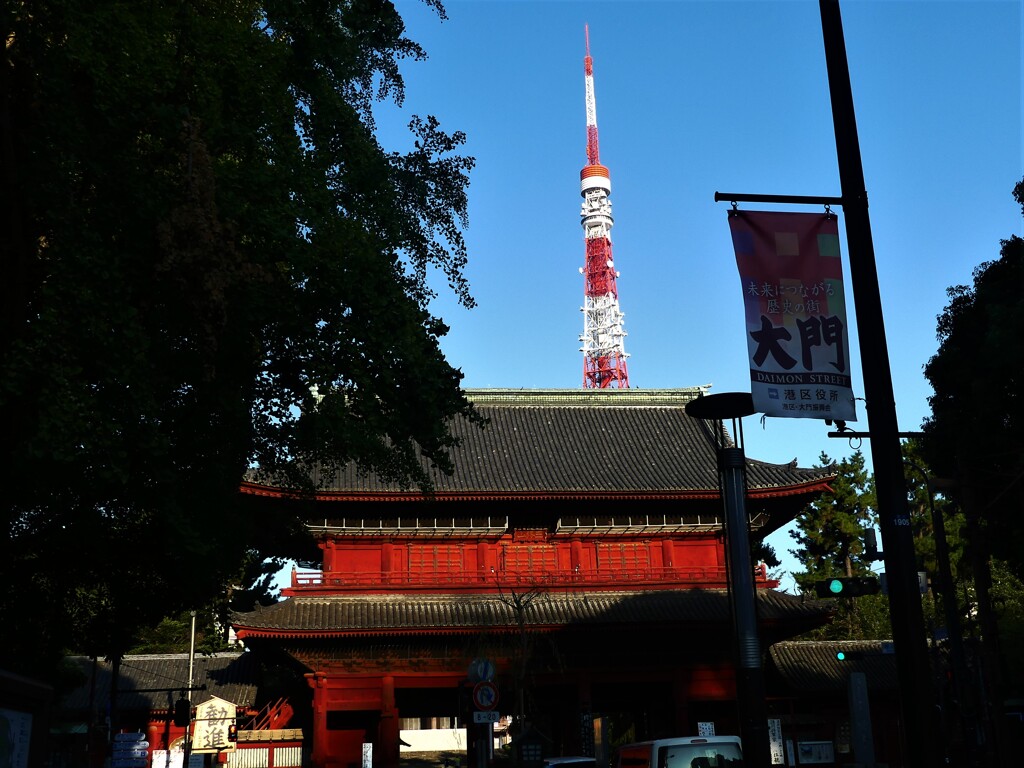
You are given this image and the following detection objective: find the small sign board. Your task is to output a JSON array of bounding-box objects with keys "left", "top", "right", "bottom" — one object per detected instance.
[
  {"left": 152, "top": 749, "right": 200, "bottom": 768},
  {"left": 767, "top": 719, "right": 784, "bottom": 765},
  {"left": 112, "top": 747, "right": 149, "bottom": 759},
  {"left": 796, "top": 741, "right": 835, "bottom": 764},
  {"left": 472, "top": 681, "right": 498, "bottom": 711},
  {"left": 192, "top": 696, "right": 237, "bottom": 753},
  {"left": 114, "top": 733, "right": 147, "bottom": 743},
  {"left": 468, "top": 658, "right": 496, "bottom": 683},
  {"left": 697, "top": 722, "right": 715, "bottom": 736},
  {"left": 473, "top": 711, "right": 500, "bottom": 724}
]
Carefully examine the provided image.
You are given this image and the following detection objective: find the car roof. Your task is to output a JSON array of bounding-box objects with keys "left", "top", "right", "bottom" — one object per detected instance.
[
  {"left": 618, "top": 737, "right": 742, "bottom": 749},
  {"left": 544, "top": 758, "right": 596, "bottom": 765}
]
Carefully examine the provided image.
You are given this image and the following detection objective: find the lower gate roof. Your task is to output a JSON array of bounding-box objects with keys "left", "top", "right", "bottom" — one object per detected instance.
[{"left": 232, "top": 589, "right": 831, "bottom": 640}]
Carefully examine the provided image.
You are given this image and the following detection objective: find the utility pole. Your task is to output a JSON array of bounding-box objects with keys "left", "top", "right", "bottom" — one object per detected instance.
[
  {"left": 818, "top": 3, "right": 940, "bottom": 766},
  {"left": 183, "top": 611, "right": 197, "bottom": 768}
]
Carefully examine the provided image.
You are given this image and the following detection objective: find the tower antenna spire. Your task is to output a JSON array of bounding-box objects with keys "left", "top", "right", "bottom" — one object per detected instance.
[
  {"left": 578, "top": 27, "right": 630, "bottom": 388},
  {"left": 583, "top": 24, "right": 600, "bottom": 167}
]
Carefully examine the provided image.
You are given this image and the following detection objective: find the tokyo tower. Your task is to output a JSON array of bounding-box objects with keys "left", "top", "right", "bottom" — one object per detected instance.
[{"left": 578, "top": 25, "right": 630, "bottom": 388}]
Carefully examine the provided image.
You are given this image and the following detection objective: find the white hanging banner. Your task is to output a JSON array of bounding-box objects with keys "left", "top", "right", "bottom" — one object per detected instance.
[{"left": 728, "top": 210, "right": 857, "bottom": 421}]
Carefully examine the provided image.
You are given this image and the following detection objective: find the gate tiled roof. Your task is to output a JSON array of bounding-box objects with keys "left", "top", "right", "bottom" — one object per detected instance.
[{"left": 245, "top": 389, "right": 832, "bottom": 499}]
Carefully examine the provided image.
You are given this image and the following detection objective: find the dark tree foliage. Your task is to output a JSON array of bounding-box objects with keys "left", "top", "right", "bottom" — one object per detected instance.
[
  {"left": 1, "top": 0, "right": 477, "bottom": 673},
  {"left": 901, "top": 441, "right": 965, "bottom": 589},
  {"left": 751, "top": 539, "right": 781, "bottom": 571},
  {"left": 922, "top": 178, "right": 1024, "bottom": 579},
  {"left": 901, "top": 441, "right": 974, "bottom": 646},
  {"left": 922, "top": 180, "right": 1024, "bottom": 730}
]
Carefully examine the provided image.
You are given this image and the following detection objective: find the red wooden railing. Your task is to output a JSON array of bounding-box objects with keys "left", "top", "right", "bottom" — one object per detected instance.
[
  {"left": 242, "top": 697, "right": 293, "bottom": 731},
  {"left": 287, "top": 563, "right": 773, "bottom": 594}
]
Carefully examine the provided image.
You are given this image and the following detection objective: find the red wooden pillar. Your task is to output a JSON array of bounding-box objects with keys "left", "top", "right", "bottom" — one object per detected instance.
[
  {"left": 478, "top": 542, "right": 491, "bottom": 581},
  {"left": 570, "top": 540, "right": 584, "bottom": 577},
  {"left": 307, "top": 672, "right": 330, "bottom": 768},
  {"left": 378, "top": 676, "right": 399, "bottom": 768},
  {"left": 662, "top": 540, "right": 675, "bottom": 570},
  {"left": 382, "top": 543, "right": 394, "bottom": 585}
]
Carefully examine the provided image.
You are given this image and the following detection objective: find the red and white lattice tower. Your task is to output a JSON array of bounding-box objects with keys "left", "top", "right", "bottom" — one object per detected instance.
[{"left": 579, "top": 25, "right": 630, "bottom": 388}]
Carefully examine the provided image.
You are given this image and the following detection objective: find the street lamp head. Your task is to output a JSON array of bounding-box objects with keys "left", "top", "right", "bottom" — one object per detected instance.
[{"left": 684, "top": 392, "right": 756, "bottom": 421}]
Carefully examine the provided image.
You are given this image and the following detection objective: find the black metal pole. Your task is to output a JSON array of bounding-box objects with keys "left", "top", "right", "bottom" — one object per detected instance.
[
  {"left": 719, "top": 441, "right": 771, "bottom": 768},
  {"left": 686, "top": 394, "right": 771, "bottom": 766},
  {"left": 714, "top": 192, "right": 844, "bottom": 207},
  {"left": 818, "top": 3, "right": 939, "bottom": 767}
]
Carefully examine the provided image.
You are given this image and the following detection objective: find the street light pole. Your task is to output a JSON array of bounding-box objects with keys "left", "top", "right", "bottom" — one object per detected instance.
[
  {"left": 686, "top": 393, "right": 772, "bottom": 768},
  {"left": 183, "top": 611, "right": 196, "bottom": 768},
  {"left": 818, "top": 3, "right": 939, "bottom": 766}
]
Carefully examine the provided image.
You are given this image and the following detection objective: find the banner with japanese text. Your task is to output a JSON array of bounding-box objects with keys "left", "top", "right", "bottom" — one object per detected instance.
[{"left": 728, "top": 210, "right": 857, "bottom": 421}]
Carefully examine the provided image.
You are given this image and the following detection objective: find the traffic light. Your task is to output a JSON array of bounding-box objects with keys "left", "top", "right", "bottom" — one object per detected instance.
[
  {"left": 227, "top": 724, "right": 238, "bottom": 743},
  {"left": 864, "top": 528, "right": 881, "bottom": 561},
  {"left": 814, "top": 575, "right": 881, "bottom": 598},
  {"left": 173, "top": 697, "right": 191, "bottom": 727}
]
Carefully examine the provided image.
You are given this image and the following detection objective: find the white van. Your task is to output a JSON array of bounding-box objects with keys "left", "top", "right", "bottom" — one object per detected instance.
[{"left": 614, "top": 736, "right": 743, "bottom": 768}]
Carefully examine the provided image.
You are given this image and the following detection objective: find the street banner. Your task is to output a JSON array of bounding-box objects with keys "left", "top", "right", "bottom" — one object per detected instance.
[{"left": 728, "top": 210, "right": 856, "bottom": 421}]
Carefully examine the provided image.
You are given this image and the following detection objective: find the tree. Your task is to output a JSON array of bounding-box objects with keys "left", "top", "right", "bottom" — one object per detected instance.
[
  {"left": 1, "top": 0, "right": 477, "bottom": 674},
  {"left": 790, "top": 451, "right": 876, "bottom": 583},
  {"left": 751, "top": 539, "right": 782, "bottom": 571},
  {"left": 493, "top": 585, "right": 546, "bottom": 736},
  {"left": 921, "top": 179, "right": 1024, "bottom": 763},
  {"left": 922, "top": 178, "right": 1024, "bottom": 580},
  {"left": 900, "top": 440, "right": 967, "bottom": 626},
  {"left": 790, "top": 451, "right": 890, "bottom": 639}
]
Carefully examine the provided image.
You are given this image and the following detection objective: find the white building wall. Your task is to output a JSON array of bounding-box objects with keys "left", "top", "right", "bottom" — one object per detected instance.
[{"left": 399, "top": 729, "right": 467, "bottom": 752}]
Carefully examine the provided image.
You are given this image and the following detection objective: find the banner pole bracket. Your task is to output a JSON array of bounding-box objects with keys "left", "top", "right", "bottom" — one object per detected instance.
[{"left": 714, "top": 191, "right": 844, "bottom": 207}]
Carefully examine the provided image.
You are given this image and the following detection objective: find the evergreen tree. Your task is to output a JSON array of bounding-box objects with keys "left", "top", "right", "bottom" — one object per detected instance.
[
  {"left": 901, "top": 440, "right": 967, "bottom": 633},
  {"left": 790, "top": 451, "right": 876, "bottom": 583},
  {"left": 920, "top": 179, "right": 1024, "bottom": 752},
  {"left": 922, "top": 178, "right": 1024, "bottom": 579},
  {"left": 790, "top": 451, "right": 890, "bottom": 639}
]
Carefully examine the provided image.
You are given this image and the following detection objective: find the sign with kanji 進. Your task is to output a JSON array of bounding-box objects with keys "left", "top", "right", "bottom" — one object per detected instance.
[
  {"left": 728, "top": 210, "right": 856, "bottom": 421},
  {"left": 191, "top": 696, "right": 237, "bottom": 753}
]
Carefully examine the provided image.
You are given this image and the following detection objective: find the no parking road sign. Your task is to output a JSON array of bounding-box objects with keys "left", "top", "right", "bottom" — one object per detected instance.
[{"left": 472, "top": 681, "right": 498, "bottom": 711}]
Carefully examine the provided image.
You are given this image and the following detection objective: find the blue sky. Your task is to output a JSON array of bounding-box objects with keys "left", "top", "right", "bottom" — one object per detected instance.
[{"left": 367, "top": 0, "right": 1022, "bottom": 584}]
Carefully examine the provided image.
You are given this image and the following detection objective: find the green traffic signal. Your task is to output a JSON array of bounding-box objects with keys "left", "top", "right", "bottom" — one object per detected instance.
[{"left": 813, "top": 575, "right": 881, "bottom": 598}]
